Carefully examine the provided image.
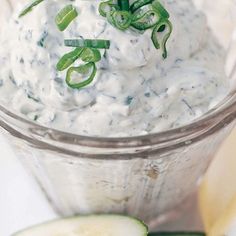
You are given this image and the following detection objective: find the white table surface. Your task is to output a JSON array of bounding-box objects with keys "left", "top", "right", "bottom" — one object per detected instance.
[{"left": 0, "top": 135, "right": 57, "bottom": 236}]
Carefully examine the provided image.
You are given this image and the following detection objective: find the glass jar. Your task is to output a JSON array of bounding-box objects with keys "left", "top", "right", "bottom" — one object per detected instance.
[
  {"left": 0, "top": 0, "right": 236, "bottom": 230},
  {"left": 1, "top": 91, "right": 236, "bottom": 226}
]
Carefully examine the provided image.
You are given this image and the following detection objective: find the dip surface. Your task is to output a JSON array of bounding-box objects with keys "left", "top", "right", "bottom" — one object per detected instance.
[{"left": 0, "top": 0, "right": 228, "bottom": 137}]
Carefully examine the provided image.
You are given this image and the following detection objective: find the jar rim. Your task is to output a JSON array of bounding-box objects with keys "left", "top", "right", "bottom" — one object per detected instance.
[{"left": 0, "top": 89, "right": 236, "bottom": 157}]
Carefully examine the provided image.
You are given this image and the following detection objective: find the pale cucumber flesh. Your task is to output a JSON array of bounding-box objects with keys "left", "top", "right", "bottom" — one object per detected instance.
[{"left": 14, "top": 215, "right": 148, "bottom": 236}]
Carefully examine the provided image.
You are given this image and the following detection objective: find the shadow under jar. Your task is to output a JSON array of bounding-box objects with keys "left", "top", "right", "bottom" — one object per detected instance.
[{"left": 0, "top": 90, "right": 236, "bottom": 226}]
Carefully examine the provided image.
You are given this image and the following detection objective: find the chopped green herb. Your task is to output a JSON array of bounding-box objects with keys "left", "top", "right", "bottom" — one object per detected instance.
[
  {"left": 125, "top": 96, "right": 134, "bottom": 105},
  {"left": 27, "top": 94, "right": 40, "bottom": 102},
  {"left": 37, "top": 31, "right": 48, "bottom": 48},
  {"left": 144, "top": 92, "right": 151, "bottom": 97},
  {"left": 34, "top": 115, "right": 39, "bottom": 121}
]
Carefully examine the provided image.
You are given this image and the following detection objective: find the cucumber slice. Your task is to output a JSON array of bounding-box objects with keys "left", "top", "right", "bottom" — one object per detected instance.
[
  {"left": 149, "top": 232, "right": 205, "bottom": 236},
  {"left": 13, "top": 215, "right": 148, "bottom": 236}
]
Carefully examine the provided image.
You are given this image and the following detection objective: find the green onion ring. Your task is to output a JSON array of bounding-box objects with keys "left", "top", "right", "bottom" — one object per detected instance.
[
  {"left": 19, "top": 0, "right": 44, "bottom": 17},
  {"left": 64, "top": 39, "right": 110, "bottom": 49},
  {"left": 151, "top": 19, "right": 172, "bottom": 58},
  {"left": 56, "top": 47, "right": 84, "bottom": 71},
  {"left": 107, "top": 10, "right": 132, "bottom": 30},
  {"left": 130, "top": 0, "right": 153, "bottom": 13},
  {"left": 80, "top": 48, "right": 102, "bottom": 63},
  {"left": 66, "top": 62, "right": 97, "bottom": 89},
  {"left": 55, "top": 4, "right": 78, "bottom": 31}
]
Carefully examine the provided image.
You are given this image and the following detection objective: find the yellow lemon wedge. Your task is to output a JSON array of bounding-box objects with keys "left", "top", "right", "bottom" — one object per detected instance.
[
  {"left": 199, "top": 129, "right": 236, "bottom": 233},
  {"left": 208, "top": 195, "right": 236, "bottom": 236}
]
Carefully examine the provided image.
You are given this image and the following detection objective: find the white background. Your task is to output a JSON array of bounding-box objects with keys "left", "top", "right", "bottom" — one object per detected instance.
[{"left": 0, "top": 136, "right": 57, "bottom": 236}]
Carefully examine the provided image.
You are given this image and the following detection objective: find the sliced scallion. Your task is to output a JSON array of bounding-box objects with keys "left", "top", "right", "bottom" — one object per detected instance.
[
  {"left": 66, "top": 62, "right": 97, "bottom": 89},
  {"left": 131, "top": 5, "right": 160, "bottom": 30},
  {"left": 130, "top": 0, "right": 153, "bottom": 13},
  {"left": 80, "top": 48, "right": 101, "bottom": 63},
  {"left": 56, "top": 47, "right": 84, "bottom": 71},
  {"left": 151, "top": 19, "right": 172, "bottom": 58},
  {"left": 107, "top": 10, "right": 132, "bottom": 30},
  {"left": 99, "top": 0, "right": 120, "bottom": 17},
  {"left": 55, "top": 4, "right": 78, "bottom": 31},
  {"left": 117, "top": 0, "right": 130, "bottom": 11},
  {"left": 19, "top": 0, "right": 44, "bottom": 18},
  {"left": 64, "top": 39, "right": 110, "bottom": 49},
  {"left": 152, "top": 0, "right": 170, "bottom": 19}
]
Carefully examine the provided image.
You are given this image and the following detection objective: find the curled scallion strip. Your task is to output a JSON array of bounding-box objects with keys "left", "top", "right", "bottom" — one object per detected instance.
[
  {"left": 130, "top": 0, "right": 172, "bottom": 57},
  {"left": 64, "top": 39, "right": 110, "bottom": 49},
  {"left": 55, "top": 4, "right": 78, "bottom": 31},
  {"left": 107, "top": 10, "right": 132, "bottom": 30},
  {"left": 151, "top": 0, "right": 170, "bottom": 19},
  {"left": 60, "top": 39, "right": 109, "bottom": 89},
  {"left": 99, "top": 0, "right": 120, "bottom": 17},
  {"left": 56, "top": 47, "right": 84, "bottom": 71},
  {"left": 19, "top": 0, "right": 44, "bottom": 17},
  {"left": 130, "top": 0, "right": 153, "bottom": 13},
  {"left": 66, "top": 62, "right": 97, "bottom": 89},
  {"left": 151, "top": 19, "right": 172, "bottom": 59},
  {"left": 131, "top": 6, "right": 161, "bottom": 30},
  {"left": 80, "top": 48, "right": 102, "bottom": 63}
]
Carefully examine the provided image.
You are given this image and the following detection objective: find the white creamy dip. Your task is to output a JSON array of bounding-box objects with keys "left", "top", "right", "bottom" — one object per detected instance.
[{"left": 0, "top": 0, "right": 229, "bottom": 137}]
